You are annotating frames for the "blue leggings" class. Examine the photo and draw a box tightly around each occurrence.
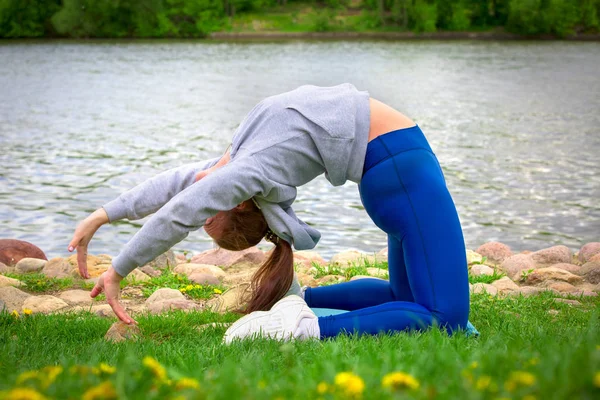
[304,125,470,338]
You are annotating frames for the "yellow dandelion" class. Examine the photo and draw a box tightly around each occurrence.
[3,387,47,400]
[69,365,95,375]
[171,396,186,400]
[523,395,536,400]
[334,372,365,398]
[16,370,39,385]
[214,288,223,294]
[194,285,201,289]
[470,361,479,369]
[40,365,63,388]
[82,381,117,400]
[594,371,600,388]
[98,363,116,375]
[461,368,474,384]
[142,356,167,381]
[175,377,200,390]
[22,309,33,316]
[11,310,19,318]
[381,371,420,391]
[475,375,492,391]
[596,345,600,350]
[186,285,194,291]
[510,371,536,386]
[526,358,539,367]
[180,288,187,293]
[317,381,329,394]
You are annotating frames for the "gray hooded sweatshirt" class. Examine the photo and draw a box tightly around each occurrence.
[103,83,371,277]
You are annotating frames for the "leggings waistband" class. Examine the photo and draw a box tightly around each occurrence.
[363,125,434,175]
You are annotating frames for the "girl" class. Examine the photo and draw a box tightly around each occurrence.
[68,83,469,342]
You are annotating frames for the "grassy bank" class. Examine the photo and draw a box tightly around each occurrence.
[1,291,599,399]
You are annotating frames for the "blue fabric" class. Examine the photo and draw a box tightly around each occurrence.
[304,125,471,338]
[312,308,479,337]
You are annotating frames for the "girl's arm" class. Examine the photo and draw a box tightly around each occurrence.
[102,157,221,222]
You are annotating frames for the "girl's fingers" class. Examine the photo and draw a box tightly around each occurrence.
[90,281,103,298]
[107,296,135,325]
[76,245,90,279]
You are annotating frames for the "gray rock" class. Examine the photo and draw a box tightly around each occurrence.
[105,321,141,343]
[174,263,226,279]
[549,263,582,274]
[500,254,536,280]
[188,273,220,286]
[514,286,548,297]
[0,275,23,288]
[0,286,31,312]
[293,251,327,269]
[476,242,513,265]
[59,290,93,305]
[366,268,388,278]
[0,239,47,266]
[491,276,520,294]
[147,299,200,314]
[15,258,47,274]
[144,250,178,270]
[466,250,484,265]
[0,299,5,311]
[42,257,72,278]
[139,265,161,277]
[525,267,583,286]
[470,283,498,296]
[190,247,265,270]
[145,288,184,305]
[554,298,582,306]
[581,261,600,284]
[0,261,9,274]
[546,282,576,293]
[128,268,151,283]
[22,295,69,314]
[470,264,495,277]
[579,242,600,264]
[531,245,572,267]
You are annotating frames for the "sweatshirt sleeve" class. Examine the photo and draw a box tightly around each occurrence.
[111,156,274,277]
[102,157,220,222]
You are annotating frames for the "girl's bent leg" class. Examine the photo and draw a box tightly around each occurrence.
[305,234,415,311]
[304,279,395,311]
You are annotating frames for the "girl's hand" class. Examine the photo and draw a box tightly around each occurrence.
[92,267,135,324]
[68,208,109,279]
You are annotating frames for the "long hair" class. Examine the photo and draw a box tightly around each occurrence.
[213,201,294,313]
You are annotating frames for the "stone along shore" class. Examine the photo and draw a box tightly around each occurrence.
[1,241,599,328]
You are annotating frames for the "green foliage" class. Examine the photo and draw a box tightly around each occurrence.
[0,0,598,38]
[468,270,505,284]
[136,268,226,300]
[0,0,61,37]
[580,0,600,31]
[450,1,472,31]
[4,273,74,293]
[411,0,438,32]
[0,294,599,399]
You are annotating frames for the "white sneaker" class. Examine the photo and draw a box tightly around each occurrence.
[223,295,319,344]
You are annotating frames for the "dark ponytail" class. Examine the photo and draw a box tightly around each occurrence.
[213,200,294,313]
[245,238,294,313]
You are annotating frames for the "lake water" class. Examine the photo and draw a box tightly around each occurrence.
[1,40,599,260]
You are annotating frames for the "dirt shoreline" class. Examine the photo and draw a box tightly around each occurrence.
[209,31,600,41]
[2,31,600,42]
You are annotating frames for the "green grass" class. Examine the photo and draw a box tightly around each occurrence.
[468,270,506,285]
[136,268,226,300]
[1,292,598,399]
[4,273,75,293]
